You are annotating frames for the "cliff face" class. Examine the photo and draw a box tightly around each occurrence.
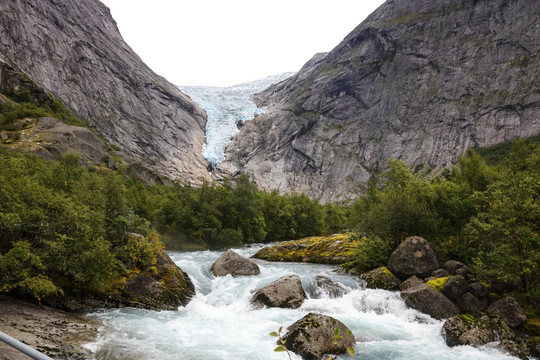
[215,0,540,202]
[0,0,210,183]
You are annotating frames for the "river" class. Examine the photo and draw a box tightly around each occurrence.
[84,245,516,359]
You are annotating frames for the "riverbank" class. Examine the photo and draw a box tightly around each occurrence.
[0,295,100,360]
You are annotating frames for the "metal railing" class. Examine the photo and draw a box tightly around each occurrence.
[0,330,54,360]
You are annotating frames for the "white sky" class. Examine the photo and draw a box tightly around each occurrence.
[100,0,386,87]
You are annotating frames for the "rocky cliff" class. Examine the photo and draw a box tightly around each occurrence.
[215,0,540,202]
[0,0,210,183]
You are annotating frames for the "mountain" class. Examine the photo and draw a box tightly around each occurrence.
[179,73,294,165]
[214,0,540,202]
[0,0,210,183]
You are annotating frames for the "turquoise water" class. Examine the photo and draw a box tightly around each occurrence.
[85,245,517,359]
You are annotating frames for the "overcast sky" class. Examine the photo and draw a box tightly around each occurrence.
[100,0,386,87]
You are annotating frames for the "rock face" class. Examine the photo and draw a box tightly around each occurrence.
[0,0,210,183]
[215,0,540,202]
[387,236,439,279]
[250,275,307,309]
[281,313,355,360]
[210,250,260,277]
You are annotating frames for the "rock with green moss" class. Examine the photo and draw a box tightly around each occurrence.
[442,314,509,347]
[527,337,540,358]
[440,275,468,301]
[253,233,360,264]
[360,266,401,291]
[251,275,307,309]
[281,312,355,360]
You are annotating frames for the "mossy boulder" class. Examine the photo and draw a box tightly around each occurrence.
[253,233,360,264]
[281,313,355,360]
[360,266,401,291]
[442,314,509,347]
[210,250,260,277]
[387,236,439,279]
[250,275,307,309]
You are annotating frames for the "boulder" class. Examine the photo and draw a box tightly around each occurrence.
[251,275,307,309]
[456,292,487,314]
[455,265,472,279]
[400,283,459,320]
[432,268,450,278]
[387,236,439,279]
[467,282,489,298]
[210,250,260,277]
[442,260,465,275]
[314,276,349,298]
[487,296,527,328]
[442,315,504,347]
[281,313,355,360]
[360,267,401,291]
[400,276,424,291]
[441,275,468,301]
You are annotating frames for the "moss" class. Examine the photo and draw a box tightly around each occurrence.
[426,276,450,290]
[459,314,477,323]
[525,319,540,336]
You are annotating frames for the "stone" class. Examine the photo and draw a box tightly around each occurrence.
[251,275,307,309]
[314,276,349,298]
[214,0,540,203]
[431,268,449,278]
[400,283,459,320]
[210,250,260,277]
[455,265,473,279]
[487,296,527,328]
[387,236,439,279]
[442,315,502,347]
[467,282,489,298]
[281,313,355,360]
[400,276,424,291]
[442,260,466,275]
[441,275,468,301]
[360,266,401,291]
[0,0,210,184]
[456,292,487,314]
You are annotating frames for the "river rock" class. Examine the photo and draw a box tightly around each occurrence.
[387,237,439,279]
[210,250,260,277]
[400,283,459,319]
[251,275,307,309]
[281,313,355,360]
[400,276,424,291]
[441,275,468,301]
[314,276,349,298]
[455,292,487,314]
[442,315,502,347]
[487,296,527,328]
[360,266,401,291]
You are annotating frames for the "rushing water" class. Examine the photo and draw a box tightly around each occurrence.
[85,245,517,360]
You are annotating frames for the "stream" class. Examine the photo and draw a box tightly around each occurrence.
[85,245,516,359]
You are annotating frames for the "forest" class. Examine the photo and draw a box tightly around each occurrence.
[0,135,538,305]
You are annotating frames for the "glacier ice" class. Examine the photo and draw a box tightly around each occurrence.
[178,73,293,165]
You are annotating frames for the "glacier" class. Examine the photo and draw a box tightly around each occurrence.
[178,73,293,165]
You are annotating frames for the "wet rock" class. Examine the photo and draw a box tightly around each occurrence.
[314,276,349,298]
[441,275,468,301]
[499,339,529,359]
[211,250,260,277]
[400,283,459,320]
[387,236,439,279]
[360,266,401,291]
[400,276,424,291]
[487,296,527,328]
[442,315,503,347]
[251,275,307,309]
[281,312,355,360]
